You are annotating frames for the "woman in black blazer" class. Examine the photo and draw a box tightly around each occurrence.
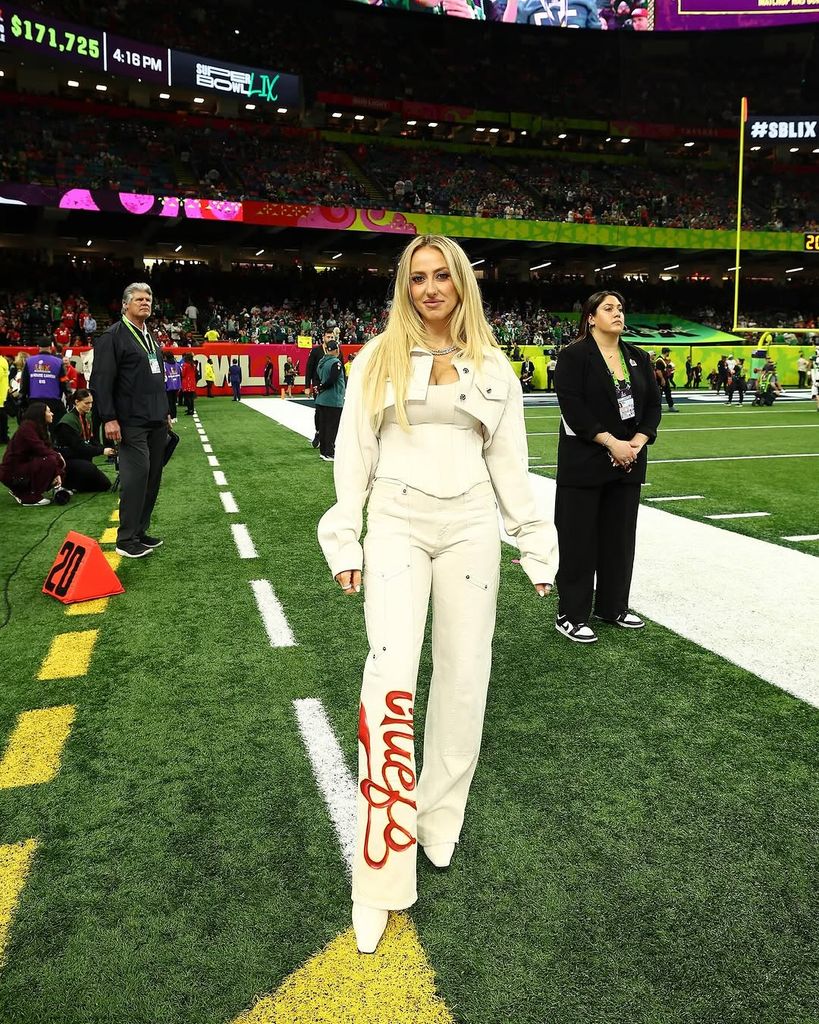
[553,291,661,643]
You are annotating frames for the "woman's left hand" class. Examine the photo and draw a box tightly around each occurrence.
[535,584,552,597]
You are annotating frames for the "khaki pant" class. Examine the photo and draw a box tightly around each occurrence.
[354,478,500,910]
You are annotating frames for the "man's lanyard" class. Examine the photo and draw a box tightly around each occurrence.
[123,317,155,357]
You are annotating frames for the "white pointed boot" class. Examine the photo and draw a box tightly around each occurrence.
[352,904,389,954]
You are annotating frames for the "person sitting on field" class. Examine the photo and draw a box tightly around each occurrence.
[53,389,114,493]
[0,401,65,506]
[753,362,781,406]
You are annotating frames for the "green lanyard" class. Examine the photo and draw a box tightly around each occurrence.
[606,348,630,383]
[123,317,155,358]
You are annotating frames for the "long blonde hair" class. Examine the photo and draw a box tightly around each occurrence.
[362,235,500,430]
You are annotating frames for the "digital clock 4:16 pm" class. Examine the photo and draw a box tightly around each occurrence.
[6,8,103,69]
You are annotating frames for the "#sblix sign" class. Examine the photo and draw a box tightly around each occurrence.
[748,117,818,140]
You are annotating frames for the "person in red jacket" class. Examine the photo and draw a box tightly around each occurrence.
[0,402,65,505]
[180,353,197,416]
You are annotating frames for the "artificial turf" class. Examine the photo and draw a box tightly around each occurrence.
[0,400,817,1024]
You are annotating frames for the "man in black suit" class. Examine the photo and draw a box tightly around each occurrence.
[520,356,535,393]
[92,283,171,558]
[553,291,662,643]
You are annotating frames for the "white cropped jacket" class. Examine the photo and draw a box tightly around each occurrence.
[317,342,559,587]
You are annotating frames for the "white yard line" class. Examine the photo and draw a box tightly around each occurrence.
[219,492,239,514]
[647,495,704,502]
[706,511,770,520]
[207,456,220,467]
[202,443,213,453]
[250,580,297,648]
[249,399,819,709]
[292,698,356,873]
[230,524,257,559]
[782,534,819,542]
[213,471,227,486]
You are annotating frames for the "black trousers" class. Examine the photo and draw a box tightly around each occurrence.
[661,380,675,409]
[555,482,641,623]
[167,390,178,419]
[64,458,111,493]
[182,391,195,415]
[117,422,166,544]
[317,405,342,457]
[0,405,8,443]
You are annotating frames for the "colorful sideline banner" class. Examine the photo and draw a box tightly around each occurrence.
[0,183,807,253]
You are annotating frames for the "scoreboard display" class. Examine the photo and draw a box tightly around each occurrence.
[805,233,819,252]
[0,4,300,103]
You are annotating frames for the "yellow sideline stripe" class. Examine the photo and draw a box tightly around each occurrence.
[98,528,118,545]
[110,508,120,522]
[37,631,99,680]
[65,598,109,616]
[0,839,38,968]
[103,552,121,573]
[0,707,76,789]
[231,913,454,1024]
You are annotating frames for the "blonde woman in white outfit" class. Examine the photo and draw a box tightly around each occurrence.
[318,235,559,954]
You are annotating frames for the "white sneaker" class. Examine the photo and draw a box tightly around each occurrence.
[595,611,645,629]
[320,454,334,462]
[555,615,598,643]
[21,497,51,506]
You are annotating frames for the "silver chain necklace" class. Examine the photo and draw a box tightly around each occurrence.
[427,343,459,356]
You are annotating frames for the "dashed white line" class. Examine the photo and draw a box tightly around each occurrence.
[220,492,239,514]
[647,495,705,503]
[203,443,213,453]
[782,534,819,542]
[213,471,227,486]
[292,698,356,873]
[250,580,297,648]
[199,435,210,443]
[706,512,770,520]
[230,524,257,559]
[207,456,220,467]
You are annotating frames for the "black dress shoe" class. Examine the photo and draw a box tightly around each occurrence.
[115,540,153,558]
[138,534,164,548]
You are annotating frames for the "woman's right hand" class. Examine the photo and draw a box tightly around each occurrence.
[334,569,361,596]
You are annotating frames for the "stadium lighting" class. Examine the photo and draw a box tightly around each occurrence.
[602,263,617,270]
[814,148,819,153]
[684,142,695,147]
[663,264,680,270]
[95,84,107,92]
[520,130,527,136]
[159,92,170,99]
[332,253,342,260]
[332,112,343,118]
[789,147,799,153]
[86,240,92,247]
[750,145,761,151]
[470,259,485,267]
[246,104,256,111]
[354,114,365,121]
[726,265,740,271]
[193,97,204,104]
[558,133,567,139]
[594,267,601,272]
[476,127,486,132]
[0,71,4,78]
[174,245,182,253]
[234,29,240,34]
[428,122,439,128]
[406,120,417,125]
[530,261,552,270]
[277,107,288,114]
[620,138,630,144]
[785,267,804,273]
[255,249,265,257]
[489,127,500,133]
[67,80,79,88]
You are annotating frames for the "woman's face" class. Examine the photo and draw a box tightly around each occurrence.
[44,406,54,424]
[76,395,93,414]
[409,246,459,330]
[590,295,625,335]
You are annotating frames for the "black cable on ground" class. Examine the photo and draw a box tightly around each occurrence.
[0,492,100,632]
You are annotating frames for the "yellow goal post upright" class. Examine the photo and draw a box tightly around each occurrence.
[732,96,816,337]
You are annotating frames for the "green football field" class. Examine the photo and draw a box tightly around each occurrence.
[0,398,817,1024]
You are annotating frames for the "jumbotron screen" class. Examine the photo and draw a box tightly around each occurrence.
[347,0,819,30]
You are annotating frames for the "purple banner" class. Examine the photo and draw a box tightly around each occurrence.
[655,0,819,29]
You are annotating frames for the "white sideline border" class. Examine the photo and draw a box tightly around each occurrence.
[293,697,356,874]
[246,398,819,709]
[250,580,297,648]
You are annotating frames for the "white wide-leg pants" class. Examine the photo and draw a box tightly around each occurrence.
[353,478,500,911]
